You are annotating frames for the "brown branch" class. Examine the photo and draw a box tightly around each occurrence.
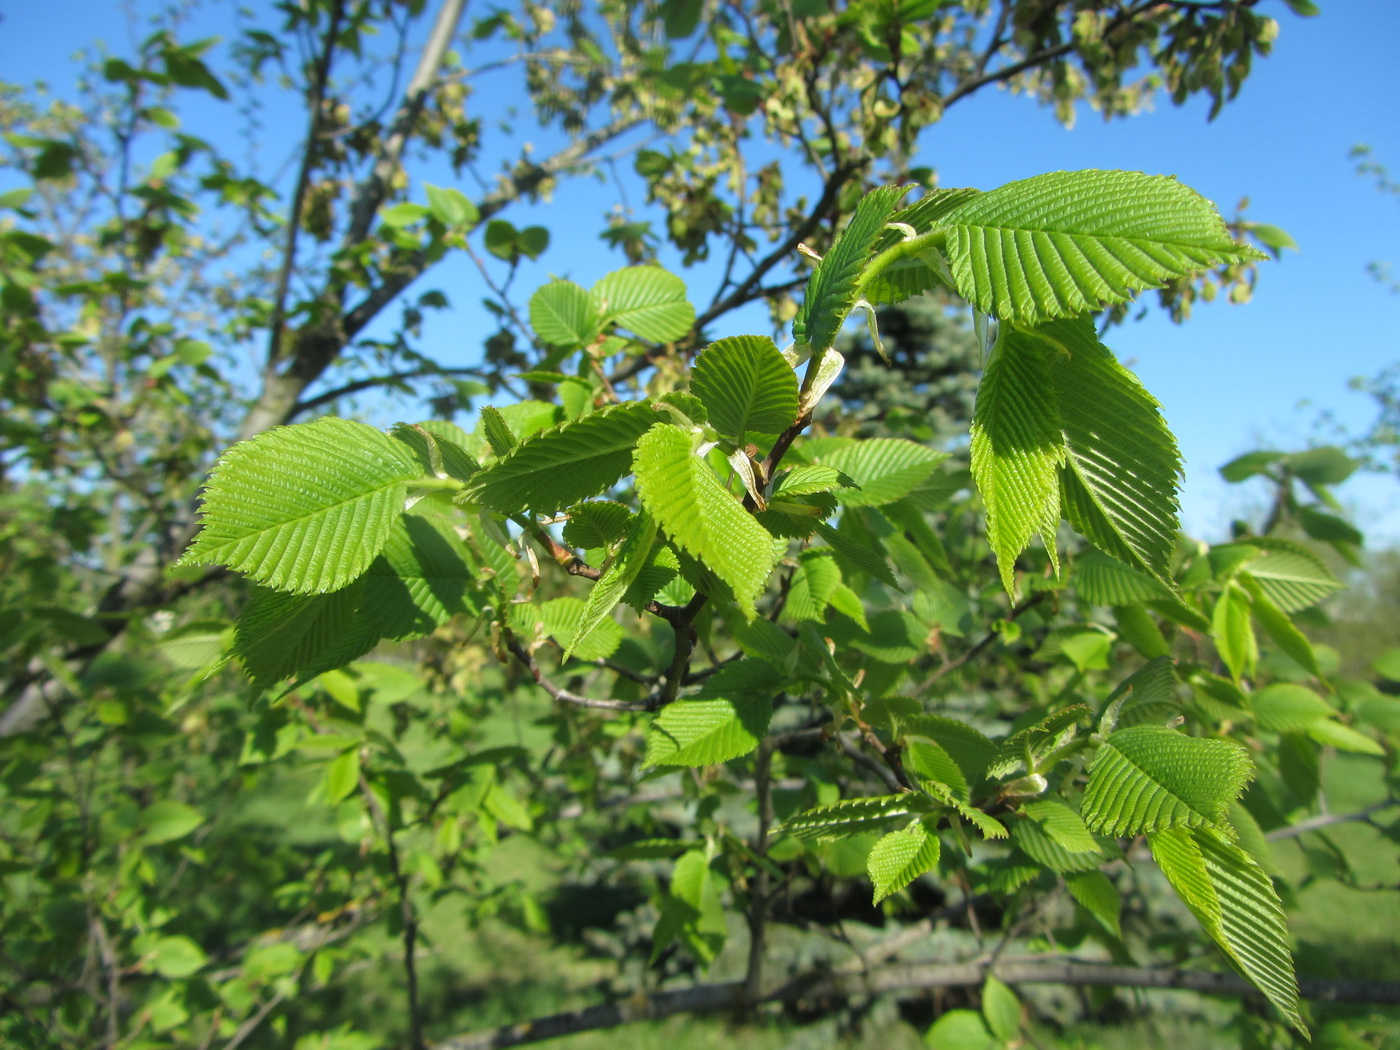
[291,366,492,417]
[504,634,657,712]
[430,958,1400,1050]
[1265,800,1398,842]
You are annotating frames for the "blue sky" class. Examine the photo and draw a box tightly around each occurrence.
[5,1,1399,543]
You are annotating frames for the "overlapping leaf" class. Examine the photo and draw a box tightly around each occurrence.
[1150,826,1305,1033]
[781,795,926,841]
[1238,538,1342,611]
[937,170,1263,322]
[793,184,911,349]
[566,512,658,658]
[690,335,799,438]
[1083,725,1253,836]
[868,824,941,903]
[818,438,946,507]
[180,417,424,594]
[592,265,694,343]
[644,660,781,767]
[232,583,375,687]
[971,325,1064,594]
[633,423,778,617]
[529,278,600,348]
[467,402,661,513]
[361,503,480,641]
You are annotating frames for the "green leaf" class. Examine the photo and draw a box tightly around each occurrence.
[814,520,898,587]
[784,548,842,622]
[1046,318,1181,585]
[147,935,208,979]
[938,170,1262,323]
[1213,583,1257,682]
[981,975,1022,1043]
[794,184,911,349]
[423,183,479,228]
[924,1009,993,1050]
[1067,870,1123,939]
[1023,798,1100,854]
[1306,719,1384,755]
[179,418,424,594]
[690,335,799,439]
[1149,826,1305,1034]
[592,266,694,342]
[633,423,778,617]
[232,583,377,687]
[868,824,940,903]
[1286,445,1359,486]
[903,716,996,789]
[644,660,781,767]
[781,795,927,841]
[562,500,632,550]
[567,512,658,658]
[1245,582,1322,677]
[361,503,480,641]
[1238,539,1342,611]
[971,324,1064,595]
[140,800,204,844]
[903,737,969,800]
[818,438,946,507]
[324,748,360,805]
[1253,683,1334,732]
[1219,449,1283,483]
[467,402,661,514]
[529,279,601,348]
[1073,551,1173,605]
[511,598,623,662]
[1010,814,1101,873]
[1083,725,1253,837]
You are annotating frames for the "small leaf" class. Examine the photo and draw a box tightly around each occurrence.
[981,975,1021,1043]
[1067,870,1123,939]
[140,801,204,844]
[923,1009,993,1050]
[781,795,927,841]
[868,824,940,904]
[1213,583,1257,682]
[1239,539,1342,611]
[423,183,479,228]
[530,279,601,348]
[147,936,208,979]
[324,749,361,805]
[567,512,658,658]
[644,661,781,767]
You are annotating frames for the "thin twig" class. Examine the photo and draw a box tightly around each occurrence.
[505,634,657,712]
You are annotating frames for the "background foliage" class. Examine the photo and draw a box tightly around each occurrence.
[2,3,1398,1050]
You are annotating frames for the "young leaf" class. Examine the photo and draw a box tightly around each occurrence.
[180,417,424,594]
[633,423,778,617]
[1213,583,1258,682]
[970,324,1065,595]
[562,500,633,550]
[1149,826,1306,1034]
[423,183,479,228]
[566,512,658,659]
[937,169,1263,323]
[467,402,661,514]
[591,265,694,342]
[1066,870,1123,939]
[781,795,927,841]
[360,502,481,641]
[644,660,781,767]
[529,279,601,348]
[1010,815,1102,873]
[511,598,623,661]
[690,335,799,439]
[868,824,940,904]
[1238,538,1342,611]
[793,184,911,350]
[981,975,1022,1043]
[1252,683,1334,733]
[1045,318,1181,586]
[1082,725,1253,837]
[1073,551,1173,606]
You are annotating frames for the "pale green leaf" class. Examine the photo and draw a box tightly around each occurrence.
[903,715,996,788]
[179,417,423,594]
[1213,583,1257,682]
[1149,826,1305,1034]
[782,795,927,841]
[861,188,982,306]
[1305,719,1384,755]
[903,737,968,800]
[793,184,911,349]
[818,438,946,507]
[1238,538,1342,611]
[970,324,1064,595]
[567,512,658,658]
[814,520,898,587]
[1083,725,1253,836]
[644,660,781,767]
[1010,814,1101,873]
[1253,683,1334,732]
[511,597,622,662]
[468,402,660,514]
[562,500,632,550]
[769,464,856,498]
[324,748,360,805]
[1023,798,1100,853]
[868,824,940,903]
[529,279,600,348]
[924,1009,993,1050]
[1045,318,1181,585]
[1073,551,1173,605]
[1242,580,1321,677]
[633,423,778,617]
[981,975,1022,1043]
[140,800,204,844]
[690,335,799,438]
[423,182,478,228]
[592,265,694,342]
[784,548,842,622]
[938,170,1262,323]
[147,935,208,978]
[391,421,480,482]
[1066,870,1123,939]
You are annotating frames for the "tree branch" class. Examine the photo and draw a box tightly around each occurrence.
[291,365,493,417]
[430,958,1400,1049]
[504,633,657,712]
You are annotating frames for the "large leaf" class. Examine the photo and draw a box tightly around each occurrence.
[232,582,376,687]
[1083,725,1253,837]
[1047,318,1181,585]
[793,184,911,350]
[591,265,694,343]
[644,661,781,767]
[868,824,940,903]
[360,502,480,641]
[633,423,778,617]
[529,279,600,348]
[467,402,660,514]
[937,170,1263,323]
[971,324,1064,595]
[180,417,424,594]
[1150,826,1305,1033]
[690,335,799,439]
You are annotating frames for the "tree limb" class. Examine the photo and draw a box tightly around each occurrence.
[430,958,1400,1049]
